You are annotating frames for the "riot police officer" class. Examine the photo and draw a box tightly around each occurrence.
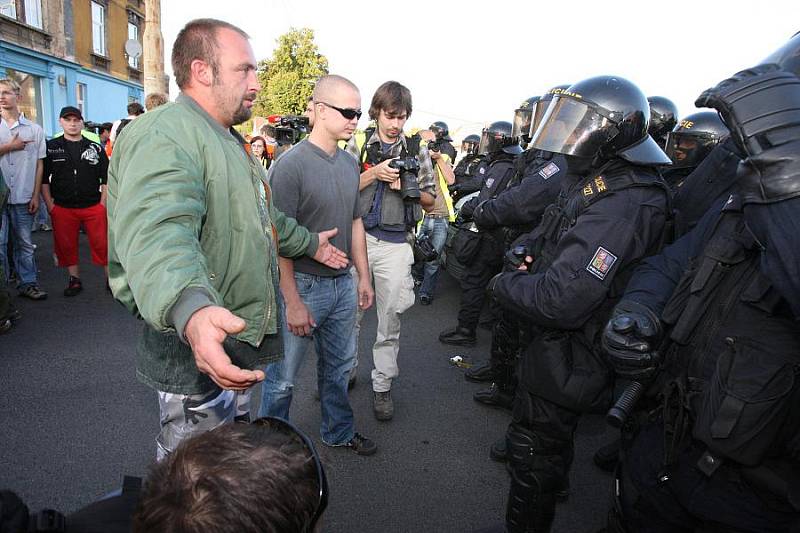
[647,96,678,148]
[603,63,800,533]
[512,97,540,149]
[429,120,458,162]
[466,150,567,412]
[669,31,800,242]
[663,111,729,190]
[451,134,486,202]
[486,75,672,532]
[438,121,520,347]
[463,95,568,412]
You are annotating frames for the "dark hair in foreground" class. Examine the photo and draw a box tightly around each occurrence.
[133,422,320,533]
[127,102,145,116]
[171,18,250,90]
[369,80,412,120]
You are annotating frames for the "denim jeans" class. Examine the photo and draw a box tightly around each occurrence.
[260,271,357,445]
[34,192,50,227]
[0,203,38,288]
[418,216,449,299]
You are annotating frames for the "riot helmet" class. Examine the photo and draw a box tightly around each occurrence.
[531,76,672,165]
[429,121,452,141]
[647,96,678,147]
[760,31,800,77]
[512,96,540,144]
[665,112,728,169]
[530,85,570,139]
[479,121,522,155]
[461,134,480,155]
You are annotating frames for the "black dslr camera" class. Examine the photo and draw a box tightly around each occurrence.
[388,157,421,201]
[427,139,442,152]
[264,115,310,146]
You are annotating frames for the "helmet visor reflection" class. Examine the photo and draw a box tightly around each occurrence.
[531,96,615,157]
[512,108,533,141]
[479,129,504,155]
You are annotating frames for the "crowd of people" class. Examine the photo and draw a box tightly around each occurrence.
[0,81,169,333]
[3,15,800,533]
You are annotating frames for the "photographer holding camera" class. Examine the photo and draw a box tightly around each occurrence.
[415,128,456,305]
[345,80,436,421]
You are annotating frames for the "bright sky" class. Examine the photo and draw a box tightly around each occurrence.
[161,0,798,140]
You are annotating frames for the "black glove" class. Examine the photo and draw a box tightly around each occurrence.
[602,300,663,381]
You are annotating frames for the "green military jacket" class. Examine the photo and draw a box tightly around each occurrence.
[108,93,318,394]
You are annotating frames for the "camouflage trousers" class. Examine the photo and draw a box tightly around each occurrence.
[155,388,252,460]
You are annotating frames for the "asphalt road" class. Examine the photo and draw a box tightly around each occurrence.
[0,230,614,532]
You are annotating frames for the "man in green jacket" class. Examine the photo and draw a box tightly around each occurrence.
[107,18,348,458]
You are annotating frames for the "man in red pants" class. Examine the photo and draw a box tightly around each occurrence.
[43,106,108,296]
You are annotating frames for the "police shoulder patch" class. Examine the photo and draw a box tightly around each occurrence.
[538,162,560,180]
[586,246,617,280]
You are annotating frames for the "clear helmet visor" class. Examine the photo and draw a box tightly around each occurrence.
[479,129,507,155]
[665,132,718,168]
[530,96,616,157]
[512,108,534,141]
[461,140,479,155]
[530,99,553,139]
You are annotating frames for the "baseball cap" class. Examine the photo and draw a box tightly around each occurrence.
[59,106,83,120]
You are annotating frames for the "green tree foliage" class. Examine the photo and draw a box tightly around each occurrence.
[253,28,329,118]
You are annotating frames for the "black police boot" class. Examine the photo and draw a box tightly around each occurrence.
[474,383,514,410]
[593,438,621,472]
[439,325,477,346]
[505,473,557,533]
[490,436,507,462]
[464,362,499,383]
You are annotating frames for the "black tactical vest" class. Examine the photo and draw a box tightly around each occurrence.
[659,202,800,469]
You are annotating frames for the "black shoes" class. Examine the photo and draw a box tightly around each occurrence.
[489,436,507,462]
[473,383,514,410]
[326,432,377,456]
[464,362,499,383]
[64,276,83,297]
[439,326,476,346]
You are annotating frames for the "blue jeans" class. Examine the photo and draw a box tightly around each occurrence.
[0,204,38,288]
[260,272,357,445]
[418,216,449,298]
[34,193,50,227]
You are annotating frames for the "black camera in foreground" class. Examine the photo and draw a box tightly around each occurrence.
[388,157,421,201]
[427,139,442,152]
[264,115,309,146]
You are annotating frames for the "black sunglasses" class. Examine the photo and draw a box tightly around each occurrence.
[251,416,329,532]
[316,101,362,120]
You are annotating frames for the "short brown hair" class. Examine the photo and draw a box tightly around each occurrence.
[0,79,20,94]
[145,92,168,111]
[133,422,320,533]
[171,18,250,89]
[369,81,412,120]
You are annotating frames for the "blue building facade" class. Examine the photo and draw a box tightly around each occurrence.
[0,40,143,138]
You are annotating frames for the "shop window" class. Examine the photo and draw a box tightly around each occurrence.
[4,69,43,126]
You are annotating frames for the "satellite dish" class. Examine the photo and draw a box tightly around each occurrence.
[124,39,142,58]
